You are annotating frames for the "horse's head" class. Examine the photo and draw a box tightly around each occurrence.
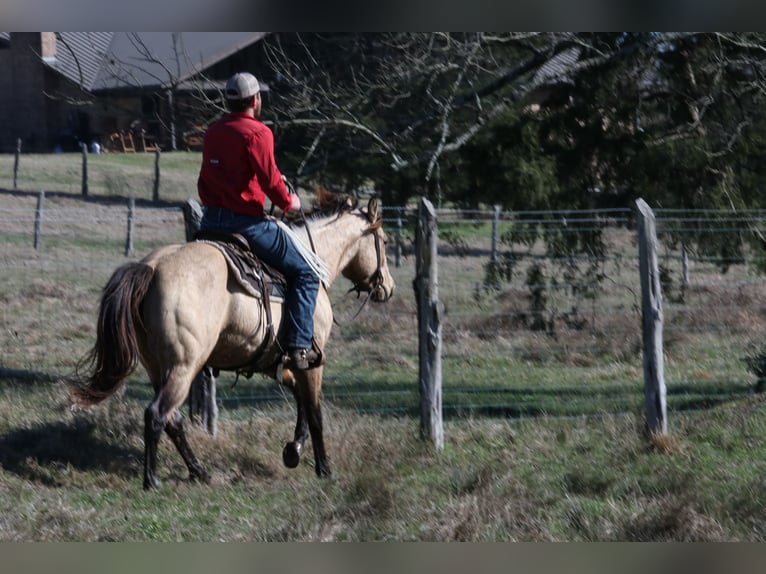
[342,197,395,302]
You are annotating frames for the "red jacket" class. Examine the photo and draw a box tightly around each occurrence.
[197,112,291,216]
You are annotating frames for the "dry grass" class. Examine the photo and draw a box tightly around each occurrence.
[3,378,765,541]
[2,155,766,540]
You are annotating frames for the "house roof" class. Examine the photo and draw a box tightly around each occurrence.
[48,33,114,91]
[532,47,582,87]
[40,32,266,92]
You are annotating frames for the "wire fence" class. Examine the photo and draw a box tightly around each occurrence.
[2,194,765,420]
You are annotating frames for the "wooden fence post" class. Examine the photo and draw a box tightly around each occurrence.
[33,189,44,250]
[125,197,135,256]
[414,197,444,450]
[152,148,161,203]
[81,144,89,197]
[636,198,667,436]
[182,198,204,241]
[13,138,21,190]
[182,198,219,435]
[395,215,403,268]
[491,204,501,264]
[189,366,218,437]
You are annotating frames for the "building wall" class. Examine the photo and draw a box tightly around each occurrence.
[0,33,102,153]
[0,40,14,152]
[0,32,267,154]
[0,33,51,152]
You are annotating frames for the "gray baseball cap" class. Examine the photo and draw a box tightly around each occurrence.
[225,72,261,99]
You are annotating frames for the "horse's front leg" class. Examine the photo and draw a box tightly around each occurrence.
[281,367,331,477]
[300,367,331,477]
[281,369,309,469]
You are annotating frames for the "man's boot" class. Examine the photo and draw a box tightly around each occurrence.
[289,347,320,370]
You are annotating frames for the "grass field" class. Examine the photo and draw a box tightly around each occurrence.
[1,152,766,540]
[1,151,201,203]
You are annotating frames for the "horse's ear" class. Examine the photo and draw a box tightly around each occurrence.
[367,197,380,223]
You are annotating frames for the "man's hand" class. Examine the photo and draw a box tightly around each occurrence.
[289,193,302,212]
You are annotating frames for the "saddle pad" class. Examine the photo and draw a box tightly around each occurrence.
[195,235,285,302]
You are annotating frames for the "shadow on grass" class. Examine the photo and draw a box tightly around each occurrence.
[0,418,141,486]
[212,377,757,419]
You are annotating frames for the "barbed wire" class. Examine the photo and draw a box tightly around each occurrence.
[2,203,764,417]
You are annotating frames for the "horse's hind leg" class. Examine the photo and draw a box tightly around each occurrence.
[143,366,207,490]
[144,402,164,490]
[165,410,211,483]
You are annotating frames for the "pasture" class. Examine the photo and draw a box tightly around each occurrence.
[1,152,766,540]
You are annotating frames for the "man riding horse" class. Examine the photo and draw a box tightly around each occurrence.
[197,72,320,371]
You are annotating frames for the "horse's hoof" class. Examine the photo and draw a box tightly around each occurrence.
[282,442,302,468]
[315,464,332,479]
[143,476,161,491]
[190,467,211,484]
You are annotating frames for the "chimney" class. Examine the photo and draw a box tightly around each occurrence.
[40,32,57,60]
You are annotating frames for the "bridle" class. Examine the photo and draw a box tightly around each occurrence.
[281,181,389,321]
[340,209,391,324]
[345,220,390,320]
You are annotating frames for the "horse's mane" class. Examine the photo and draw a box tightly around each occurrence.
[304,186,360,222]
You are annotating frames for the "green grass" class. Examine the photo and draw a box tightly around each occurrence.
[1,152,201,203]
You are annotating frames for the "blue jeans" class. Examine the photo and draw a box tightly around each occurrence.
[200,206,319,349]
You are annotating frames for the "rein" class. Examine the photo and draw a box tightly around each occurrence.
[284,178,317,253]
[279,181,387,325]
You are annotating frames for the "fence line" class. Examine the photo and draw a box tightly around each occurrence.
[1,198,764,426]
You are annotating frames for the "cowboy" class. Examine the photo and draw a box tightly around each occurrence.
[197,72,320,370]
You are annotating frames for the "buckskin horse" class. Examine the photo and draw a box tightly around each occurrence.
[70,189,395,489]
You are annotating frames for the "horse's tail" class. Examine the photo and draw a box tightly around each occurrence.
[70,262,155,406]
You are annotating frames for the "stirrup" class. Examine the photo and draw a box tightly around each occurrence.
[285,339,324,370]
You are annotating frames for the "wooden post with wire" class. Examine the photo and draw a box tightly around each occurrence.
[491,204,500,264]
[414,197,444,450]
[125,197,135,257]
[81,143,88,197]
[152,148,161,202]
[182,197,220,436]
[13,138,21,190]
[33,189,44,250]
[636,198,667,437]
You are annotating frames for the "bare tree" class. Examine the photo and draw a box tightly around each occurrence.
[255,34,696,192]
